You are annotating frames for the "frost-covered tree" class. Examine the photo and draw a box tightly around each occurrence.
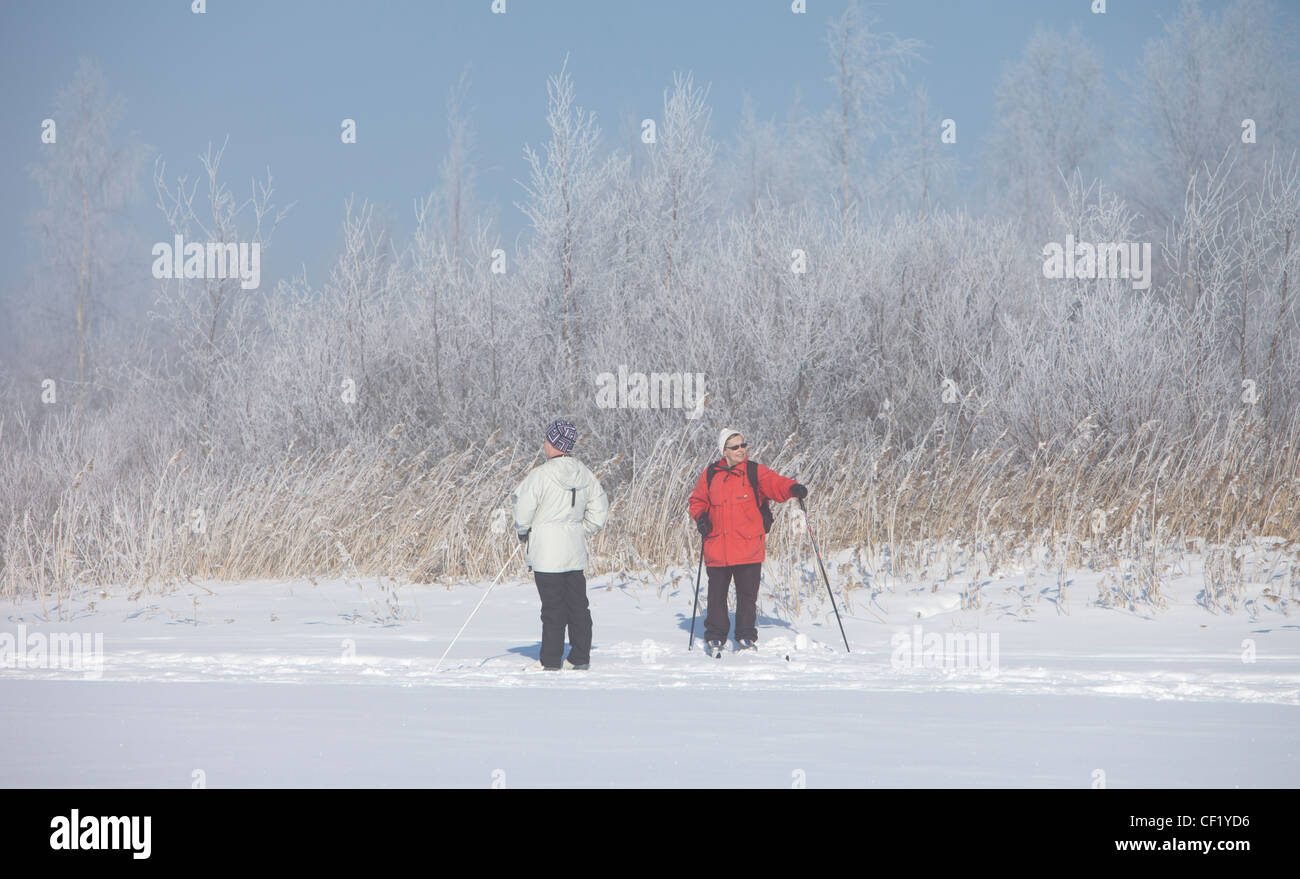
[821,0,921,221]
[984,26,1111,239]
[639,72,716,289]
[151,137,290,442]
[1160,151,1300,433]
[516,55,623,410]
[724,94,781,220]
[23,58,148,391]
[439,67,477,284]
[875,85,958,219]
[720,91,826,220]
[1121,0,1299,233]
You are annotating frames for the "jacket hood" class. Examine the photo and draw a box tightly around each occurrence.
[540,455,590,489]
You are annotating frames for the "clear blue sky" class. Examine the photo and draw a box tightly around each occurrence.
[0,0,1264,297]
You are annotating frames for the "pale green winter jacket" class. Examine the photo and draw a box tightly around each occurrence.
[512,454,609,573]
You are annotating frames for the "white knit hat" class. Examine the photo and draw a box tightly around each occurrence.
[718,428,743,456]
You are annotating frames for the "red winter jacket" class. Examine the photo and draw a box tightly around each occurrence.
[688,459,797,567]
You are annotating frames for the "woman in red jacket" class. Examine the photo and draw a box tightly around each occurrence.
[687,428,807,653]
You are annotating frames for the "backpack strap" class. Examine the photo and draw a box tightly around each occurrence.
[749,460,773,533]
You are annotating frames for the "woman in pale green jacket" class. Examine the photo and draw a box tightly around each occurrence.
[512,419,609,669]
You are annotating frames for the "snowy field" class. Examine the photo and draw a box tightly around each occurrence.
[3,554,1298,788]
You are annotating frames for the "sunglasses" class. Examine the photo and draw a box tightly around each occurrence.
[726,443,748,451]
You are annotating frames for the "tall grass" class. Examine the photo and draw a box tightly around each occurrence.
[4,406,1297,615]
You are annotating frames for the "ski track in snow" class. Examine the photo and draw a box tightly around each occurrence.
[4,570,1296,704]
[18,637,1293,706]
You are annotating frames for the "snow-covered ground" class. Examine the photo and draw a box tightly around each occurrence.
[3,553,1298,787]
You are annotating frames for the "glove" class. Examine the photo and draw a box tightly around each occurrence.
[518,529,530,543]
[696,514,711,536]
[790,483,808,499]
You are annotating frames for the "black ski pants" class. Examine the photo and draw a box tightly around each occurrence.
[704,562,762,643]
[534,570,592,668]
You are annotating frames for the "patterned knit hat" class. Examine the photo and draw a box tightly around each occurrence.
[545,419,577,454]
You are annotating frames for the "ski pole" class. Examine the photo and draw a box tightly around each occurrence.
[434,541,523,672]
[688,533,705,650]
[798,498,851,652]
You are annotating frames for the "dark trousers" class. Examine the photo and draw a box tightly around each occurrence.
[704,563,762,643]
[534,570,592,668]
